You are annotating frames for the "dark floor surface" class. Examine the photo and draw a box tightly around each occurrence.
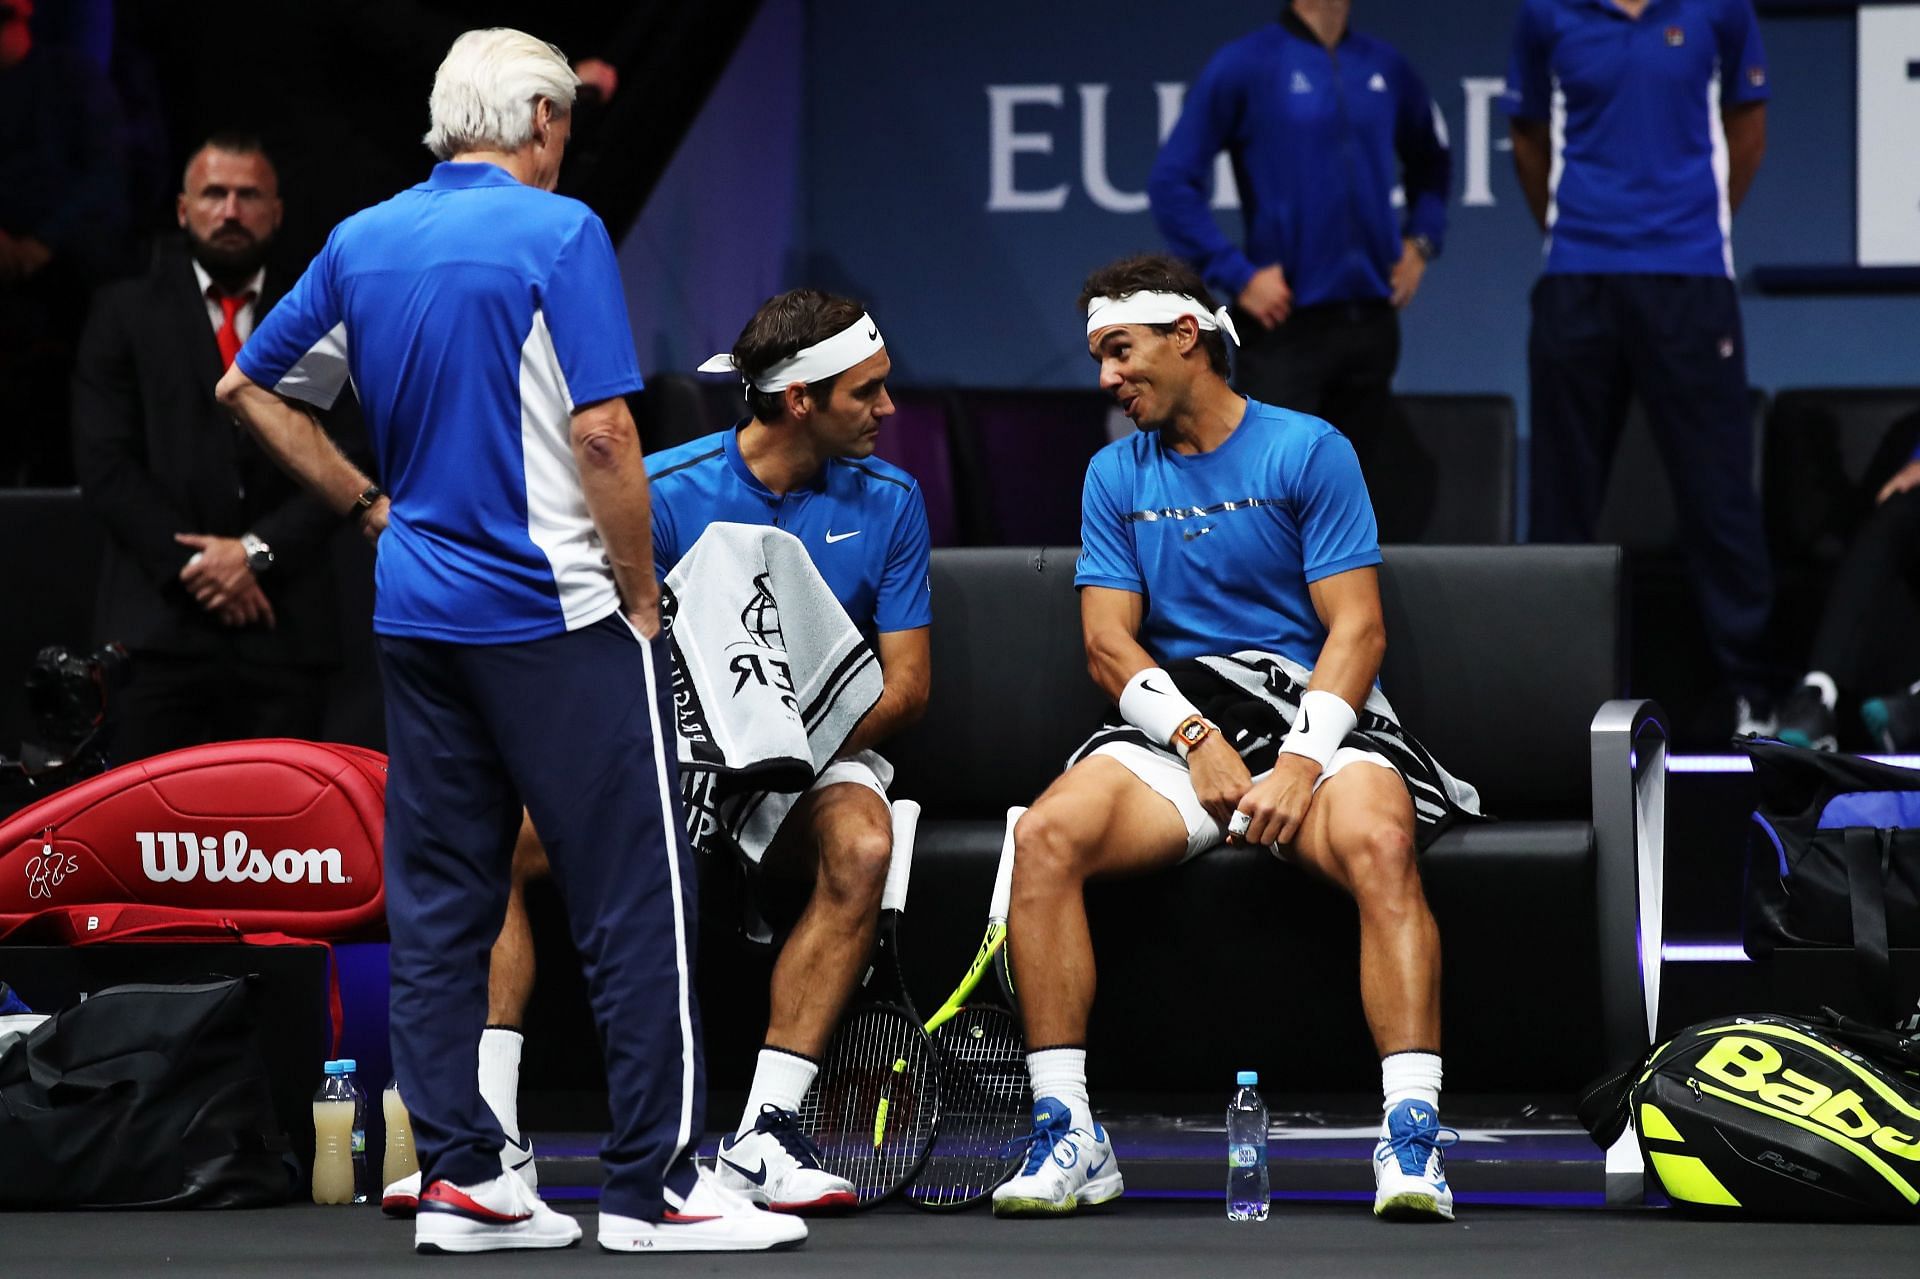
[8,1199,1916,1279]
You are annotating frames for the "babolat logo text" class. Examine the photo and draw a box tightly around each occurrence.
[136,831,350,885]
[1696,1034,1920,1162]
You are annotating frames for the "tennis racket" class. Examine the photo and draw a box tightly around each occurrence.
[905,805,1030,1211]
[794,799,940,1206]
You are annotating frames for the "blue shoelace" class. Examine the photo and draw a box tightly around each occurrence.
[752,1104,830,1169]
[1007,1110,1075,1175]
[1383,1112,1460,1176]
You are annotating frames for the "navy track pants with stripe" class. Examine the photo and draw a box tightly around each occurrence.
[378,611,703,1220]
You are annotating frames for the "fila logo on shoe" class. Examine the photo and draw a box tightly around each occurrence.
[137,830,351,885]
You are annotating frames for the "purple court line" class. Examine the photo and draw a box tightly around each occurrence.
[537,1185,1605,1209]
[1668,753,1920,774]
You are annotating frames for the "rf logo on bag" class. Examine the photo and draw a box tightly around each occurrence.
[24,846,79,900]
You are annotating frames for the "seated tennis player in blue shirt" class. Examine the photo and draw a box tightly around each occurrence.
[491,291,933,1215]
[992,254,1475,1222]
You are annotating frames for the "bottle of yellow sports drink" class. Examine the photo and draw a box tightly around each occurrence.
[312,1060,368,1204]
[383,1078,418,1190]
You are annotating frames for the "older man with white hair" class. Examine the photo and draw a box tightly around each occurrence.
[215,28,804,1256]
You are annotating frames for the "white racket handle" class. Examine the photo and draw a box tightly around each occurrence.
[881,799,922,915]
[988,805,1026,924]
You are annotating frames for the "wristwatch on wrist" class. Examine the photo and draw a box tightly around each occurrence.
[350,483,385,523]
[1409,234,1437,263]
[1172,714,1214,760]
[240,531,274,575]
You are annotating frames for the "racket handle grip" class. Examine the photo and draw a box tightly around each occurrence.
[882,799,922,915]
[988,805,1026,923]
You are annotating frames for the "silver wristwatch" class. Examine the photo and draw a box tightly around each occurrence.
[240,531,274,575]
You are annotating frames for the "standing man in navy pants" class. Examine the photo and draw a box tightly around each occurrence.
[216,27,803,1258]
[1507,0,1779,733]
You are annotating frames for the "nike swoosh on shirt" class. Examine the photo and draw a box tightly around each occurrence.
[825,530,861,543]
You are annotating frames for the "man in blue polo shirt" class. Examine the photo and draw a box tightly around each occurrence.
[215,28,802,1256]
[653,289,932,1212]
[1507,0,1778,732]
[991,254,1478,1223]
[1149,1,1450,537]
[429,291,931,1219]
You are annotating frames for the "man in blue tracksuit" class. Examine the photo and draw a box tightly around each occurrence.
[216,27,803,1257]
[1506,0,1778,732]
[1149,0,1450,538]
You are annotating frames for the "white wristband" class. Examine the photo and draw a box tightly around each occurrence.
[1118,666,1202,748]
[1279,689,1357,771]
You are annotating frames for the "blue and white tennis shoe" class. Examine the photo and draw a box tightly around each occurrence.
[1372,1099,1458,1221]
[990,1097,1124,1217]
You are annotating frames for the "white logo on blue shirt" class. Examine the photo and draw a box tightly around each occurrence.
[1368,73,1388,93]
[1290,71,1313,94]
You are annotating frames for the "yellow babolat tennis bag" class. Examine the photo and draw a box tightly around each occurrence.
[1583,1011,1920,1219]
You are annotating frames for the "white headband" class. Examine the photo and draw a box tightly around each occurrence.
[1085,291,1240,347]
[697,313,885,393]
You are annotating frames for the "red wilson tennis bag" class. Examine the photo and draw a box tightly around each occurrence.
[0,739,387,939]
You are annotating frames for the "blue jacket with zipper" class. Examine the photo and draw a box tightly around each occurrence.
[1149,7,1451,309]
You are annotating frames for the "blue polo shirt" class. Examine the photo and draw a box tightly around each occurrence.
[645,427,933,638]
[1076,399,1380,667]
[237,161,645,644]
[1504,0,1770,278]
[1148,10,1451,307]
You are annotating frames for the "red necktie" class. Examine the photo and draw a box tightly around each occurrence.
[212,288,253,368]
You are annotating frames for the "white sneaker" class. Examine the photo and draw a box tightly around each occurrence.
[990,1097,1124,1217]
[1372,1100,1458,1222]
[598,1162,808,1253]
[382,1134,537,1217]
[414,1170,582,1254]
[713,1105,857,1213]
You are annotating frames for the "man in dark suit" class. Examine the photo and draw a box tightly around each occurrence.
[71,133,366,764]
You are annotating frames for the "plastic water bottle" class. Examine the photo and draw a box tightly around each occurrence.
[1227,1069,1270,1221]
[383,1078,418,1191]
[312,1059,369,1204]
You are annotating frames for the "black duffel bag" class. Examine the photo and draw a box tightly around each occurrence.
[0,978,297,1207]
[1742,738,1920,1021]
[1581,1010,1920,1219]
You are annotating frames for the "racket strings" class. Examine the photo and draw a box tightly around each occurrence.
[795,1006,937,1204]
[910,1006,1028,1208]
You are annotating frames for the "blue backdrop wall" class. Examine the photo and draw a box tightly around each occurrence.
[628,3,1914,426]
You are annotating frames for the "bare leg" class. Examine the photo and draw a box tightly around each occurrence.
[1287,764,1440,1055]
[1007,757,1191,1048]
[486,811,546,1028]
[761,783,894,1057]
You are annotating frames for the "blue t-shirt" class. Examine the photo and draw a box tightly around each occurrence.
[1148,14,1451,307]
[237,162,645,644]
[645,427,933,637]
[1503,0,1770,277]
[1076,399,1381,666]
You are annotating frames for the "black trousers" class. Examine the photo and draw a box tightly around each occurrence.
[1809,488,1920,694]
[1232,300,1433,542]
[109,651,329,766]
[1528,273,1775,700]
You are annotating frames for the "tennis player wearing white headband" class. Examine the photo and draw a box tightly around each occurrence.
[487,290,933,1216]
[993,253,1478,1224]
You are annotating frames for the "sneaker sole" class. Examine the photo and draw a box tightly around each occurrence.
[992,1173,1125,1218]
[771,1191,858,1214]
[1373,1191,1454,1223]
[414,1223,582,1254]
[597,1233,806,1254]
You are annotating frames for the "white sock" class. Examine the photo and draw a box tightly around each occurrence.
[1027,1047,1093,1132]
[1382,1050,1443,1121]
[1804,672,1839,711]
[478,1026,524,1143]
[738,1047,819,1135]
